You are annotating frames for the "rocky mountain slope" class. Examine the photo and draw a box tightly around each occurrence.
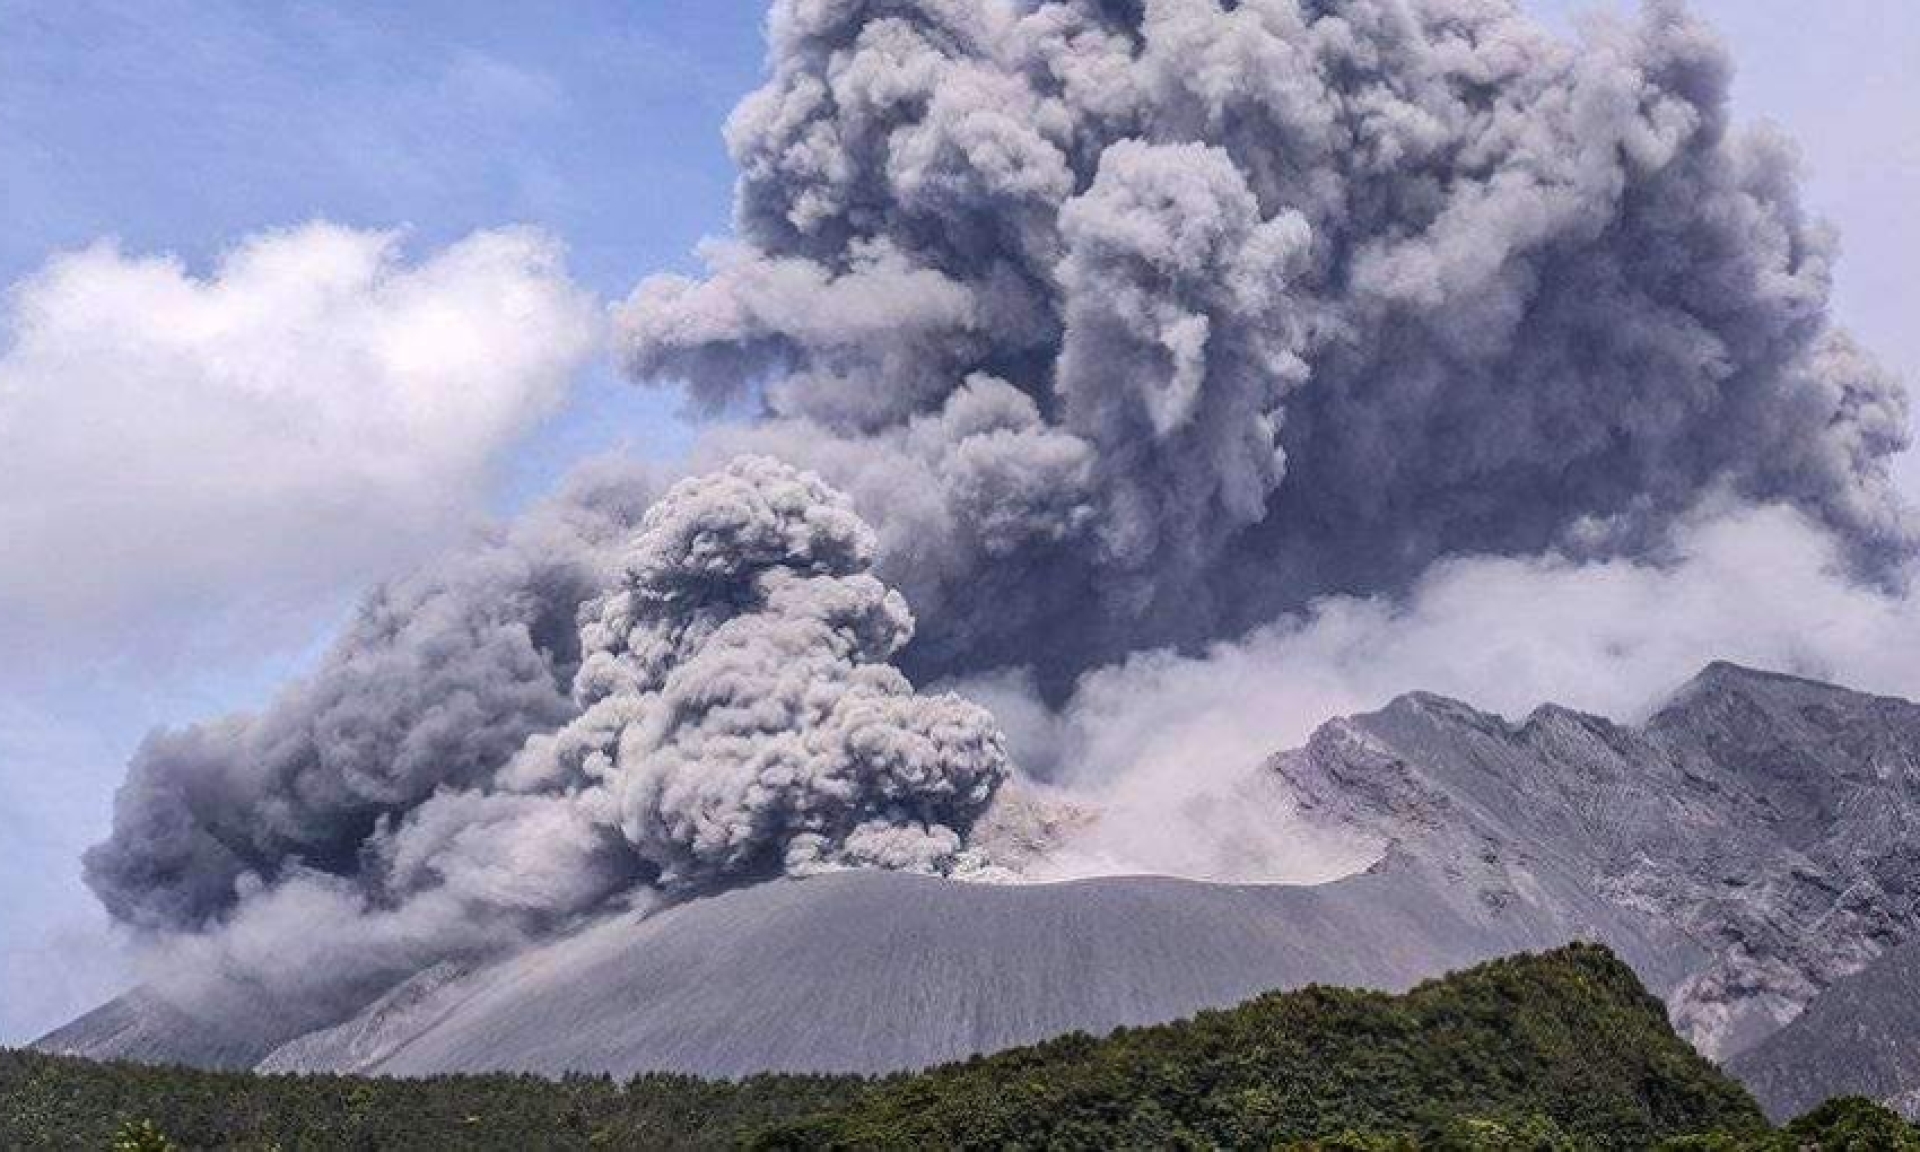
[1277,662,1920,1060]
[1728,938,1920,1120]
[39,663,1920,1104]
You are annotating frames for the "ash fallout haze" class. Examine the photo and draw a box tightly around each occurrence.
[7,0,1920,1126]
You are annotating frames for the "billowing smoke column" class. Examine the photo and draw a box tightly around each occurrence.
[623,0,1912,689]
[80,0,1920,1036]
[508,455,1007,887]
[86,458,1006,1023]
[84,460,657,935]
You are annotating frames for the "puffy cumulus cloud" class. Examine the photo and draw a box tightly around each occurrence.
[87,457,1005,1027]
[966,500,1920,883]
[0,223,599,656]
[618,0,1914,691]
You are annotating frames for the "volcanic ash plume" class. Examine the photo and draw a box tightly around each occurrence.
[624,0,1913,691]
[78,0,1920,1031]
[82,460,659,937]
[509,455,1008,888]
[85,458,1007,1024]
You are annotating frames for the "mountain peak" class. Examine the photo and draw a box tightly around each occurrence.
[1651,660,1904,733]
[1377,690,1510,733]
[1678,660,1851,697]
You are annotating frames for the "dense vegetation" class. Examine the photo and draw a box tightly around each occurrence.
[4,944,1912,1150]
[0,1053,862,1151]
[752,944,1760,1150]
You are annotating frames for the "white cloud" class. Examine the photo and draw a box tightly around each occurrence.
[0,223,599,656]
[975,501,1920,883]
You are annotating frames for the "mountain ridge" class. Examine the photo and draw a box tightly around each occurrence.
[1277,660,1920,1061]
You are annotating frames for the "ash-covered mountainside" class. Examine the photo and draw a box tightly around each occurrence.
[31,989,272,1072]
[1277,660,1920,1061]
[249,864,1680,1080]
[1729,938,1920,1122]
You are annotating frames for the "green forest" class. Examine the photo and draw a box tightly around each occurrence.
[4,945,1913,1150]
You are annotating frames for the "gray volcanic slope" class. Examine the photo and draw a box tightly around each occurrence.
[262,860,1684,1079]
[32,988,277,1072]
[1728,939,1920,1122]
[44,662,1920,1092]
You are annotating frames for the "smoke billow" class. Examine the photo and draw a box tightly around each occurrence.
[624,0,1911,690]
[83,460,655,936]
[509,455,1007,888]
[81,0,1920,1034]
[87,457,1005,1025]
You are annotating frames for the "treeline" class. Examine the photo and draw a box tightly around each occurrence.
[1,1054,859,1150]
[5,944,1916,1150]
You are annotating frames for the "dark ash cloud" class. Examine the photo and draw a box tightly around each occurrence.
[621,0,1912,691]
[84,460,653,934]
[87,458,1006,1025]
[79,0,1918,1038]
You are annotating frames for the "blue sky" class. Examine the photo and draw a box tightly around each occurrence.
[0,0,1915,1043]
[0,0,773,499]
